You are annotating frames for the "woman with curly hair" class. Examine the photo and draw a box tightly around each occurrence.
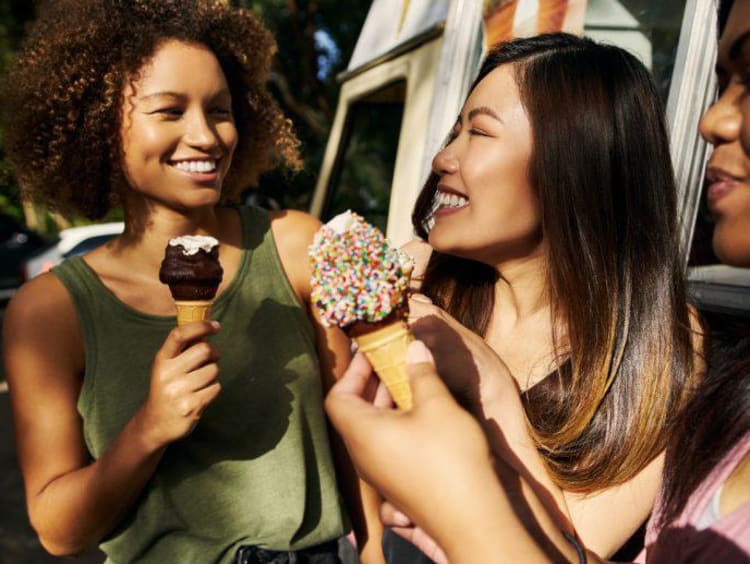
[1,1,382,562]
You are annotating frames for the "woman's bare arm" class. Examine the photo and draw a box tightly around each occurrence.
[271,210,385,563]
[4,274,220,555]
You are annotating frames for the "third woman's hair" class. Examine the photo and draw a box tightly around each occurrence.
[412,33,696,492]
[660,319,750,526]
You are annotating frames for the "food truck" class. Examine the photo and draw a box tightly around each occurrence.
[310,0,750,316]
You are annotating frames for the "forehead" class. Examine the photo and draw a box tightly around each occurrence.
[129,40,227,92]
[465,64,521,108]
[718,0,750,66]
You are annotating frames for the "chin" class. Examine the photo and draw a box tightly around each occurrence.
[713,227,750,268]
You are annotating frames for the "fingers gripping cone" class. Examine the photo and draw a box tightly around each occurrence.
[353,320,413,411]
[175,300,214,326]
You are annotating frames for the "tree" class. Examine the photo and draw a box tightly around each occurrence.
[237,0,371,210]
[0,0,36,225]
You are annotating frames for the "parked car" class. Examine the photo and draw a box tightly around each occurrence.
[23,222,124,280]
[0,214,52,301]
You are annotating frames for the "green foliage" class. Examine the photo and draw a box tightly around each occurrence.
[0,0,35,223]
[235,0,371,210]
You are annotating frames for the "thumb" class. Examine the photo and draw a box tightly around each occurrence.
[406,340,453,404]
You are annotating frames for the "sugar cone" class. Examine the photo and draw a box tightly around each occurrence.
[353,320,413,410]
[174,300,213,326]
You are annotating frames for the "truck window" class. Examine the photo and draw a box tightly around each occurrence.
[321,80,407,232]
[583,0,687,102]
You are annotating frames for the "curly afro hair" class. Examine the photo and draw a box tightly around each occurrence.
[1,0,301,220]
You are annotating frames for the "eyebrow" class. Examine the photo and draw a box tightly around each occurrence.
[467,106,503,123]
[137,89,231,102]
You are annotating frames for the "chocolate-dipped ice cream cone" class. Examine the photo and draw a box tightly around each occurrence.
[159,235,223,326]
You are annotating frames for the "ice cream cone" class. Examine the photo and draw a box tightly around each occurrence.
[174,300,214,326]
[353,319,413,410]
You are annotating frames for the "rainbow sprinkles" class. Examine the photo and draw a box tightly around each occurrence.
[309,210,413,329]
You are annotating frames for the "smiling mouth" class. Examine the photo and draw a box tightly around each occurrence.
[434,190,469,212]
[170,159,219,174]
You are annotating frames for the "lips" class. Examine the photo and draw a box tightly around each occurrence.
[433,185,469,215]
[705,167,744,209]
[169,157,223,184]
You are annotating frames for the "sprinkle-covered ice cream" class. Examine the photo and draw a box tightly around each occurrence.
[309,211,413,329]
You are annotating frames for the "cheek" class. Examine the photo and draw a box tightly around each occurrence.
[470,154,537,221]
[741,97,750,154]
[712,193,750,266]
[220,122,239,154]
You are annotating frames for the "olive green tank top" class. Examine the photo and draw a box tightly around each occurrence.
[53,206,348,564]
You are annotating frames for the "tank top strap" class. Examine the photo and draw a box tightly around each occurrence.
[52,256,110,364]
[237,204,271,252]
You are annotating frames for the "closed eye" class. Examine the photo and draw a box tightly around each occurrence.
[210,107,233,118]
[468,128,489,137]
[149,107,184,118]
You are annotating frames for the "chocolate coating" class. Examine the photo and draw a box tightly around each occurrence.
[159,244,223,300]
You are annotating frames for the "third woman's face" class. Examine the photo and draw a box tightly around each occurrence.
[427,64,540,266]
[700,0,750,266]
[120,39,238,212]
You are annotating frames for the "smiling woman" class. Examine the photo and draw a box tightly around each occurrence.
[120,41,239,210]
[0,1,382,563]
[400,33,698,558]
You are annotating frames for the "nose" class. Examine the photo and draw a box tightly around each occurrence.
[432,145,459,176]
[184,110,220,150]
[700,83,743,146]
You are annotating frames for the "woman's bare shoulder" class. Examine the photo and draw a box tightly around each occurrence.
[5,272,76,329]
[4,272,83,380]
[267,209,321,303]
[268,209,320,249]
[721,445,750,517]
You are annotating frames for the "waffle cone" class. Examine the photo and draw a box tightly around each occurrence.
[174,300,214,326]
[353,320,413,410]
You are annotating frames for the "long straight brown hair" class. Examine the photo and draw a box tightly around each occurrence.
[412,34,696,492]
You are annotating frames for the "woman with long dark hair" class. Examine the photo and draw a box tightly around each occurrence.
[388,32,699,557]
[325,3,750,562]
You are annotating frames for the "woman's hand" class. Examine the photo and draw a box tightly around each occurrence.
[139,320,222,449]
[408,295,516,412]
[325,341,551,564]
[380,502,448,564]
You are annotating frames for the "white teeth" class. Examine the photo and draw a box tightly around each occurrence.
[174,160,217,173]
[433,191,469,209]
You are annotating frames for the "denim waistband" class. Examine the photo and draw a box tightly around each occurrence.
[235,539,341,564]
